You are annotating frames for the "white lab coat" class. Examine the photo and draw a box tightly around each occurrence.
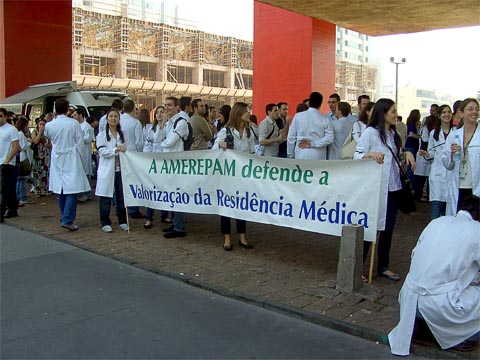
[160,113,188,153]
[212,127,255,154]
[354,127,398,231]
[388,211,480,355]
[327,116,352,160]
[44,115,90,194]
[78,121,94,176]
[143,124,166,153]
[414,125,431,176]
[426,130,449,202]
[95,130,128,198]
[120,113,144,152]
[287,108,334,160]
[442,125,480,216]
[352,120,367,144]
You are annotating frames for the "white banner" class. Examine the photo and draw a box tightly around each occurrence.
[120,150,381,241]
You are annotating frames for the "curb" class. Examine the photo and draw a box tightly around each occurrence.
[8,222,477,359]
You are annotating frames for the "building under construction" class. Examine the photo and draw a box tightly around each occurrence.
[72,1,376,111]
[72,2,253,109]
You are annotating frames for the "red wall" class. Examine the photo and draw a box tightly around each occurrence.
[1,0,72,98]
[253,1,336,119]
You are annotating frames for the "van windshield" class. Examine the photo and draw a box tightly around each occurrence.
[88,106,111,120]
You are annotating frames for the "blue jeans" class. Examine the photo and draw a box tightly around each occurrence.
[431,201,446,220]
[99,172,126,226]
[172,211,185,232]
[58,192,78,225]
[145,208,169,221]
[16,177,27,202]
[404,147,416,187]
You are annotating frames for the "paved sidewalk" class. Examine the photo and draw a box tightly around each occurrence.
[3,194,478,358]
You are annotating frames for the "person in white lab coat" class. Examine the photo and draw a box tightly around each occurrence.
[143,105,170,229]
[44,98,90,231]
[442,98,480,216]
[160,96,188,238]
[354,98,416,281]
[388,195,480,356]
[95,108,129,233]
[287,92,334,160]
[212,102,255,251]
[327,101,352,160]
[418,105,453,219]
[72,108,94,202]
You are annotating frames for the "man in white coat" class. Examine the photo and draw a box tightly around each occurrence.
[287,92,334,160]
[161,96,188,238]
[121,99,144,218]
[73,108,94,201]
[44,98,90,230]
[388,195,480,356]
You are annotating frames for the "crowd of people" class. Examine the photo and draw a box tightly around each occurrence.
[0,91,479,353]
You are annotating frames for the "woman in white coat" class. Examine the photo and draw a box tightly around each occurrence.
[95,109,129,233]
[213,102,255,251]
[143,105,169,229]
[354,98,416,281]
[419,105,453,219]
[442,98,480,215]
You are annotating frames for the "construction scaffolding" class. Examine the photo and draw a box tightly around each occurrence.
[335,60,377,104]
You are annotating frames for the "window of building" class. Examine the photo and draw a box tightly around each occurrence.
[344,40,348,46]
[235,73,253,90]
[138,61,157,81]
[203,69,225,88]
[166,65,193,84]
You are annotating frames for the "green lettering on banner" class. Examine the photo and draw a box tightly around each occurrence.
[318,171,329,185]
[148,159,157,173]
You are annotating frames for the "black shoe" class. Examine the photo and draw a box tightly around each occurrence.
[223,244,233,251]
[163,225,174,233]
[144,221,153,229]
[4,212,19,219]
[239,241,253,249]
[451,340,478,352]
[160,218,172,223]
[164,231,186,239]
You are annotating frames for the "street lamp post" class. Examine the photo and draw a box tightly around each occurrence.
[390,57,406,104]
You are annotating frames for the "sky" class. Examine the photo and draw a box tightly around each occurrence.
[170,0,478,99]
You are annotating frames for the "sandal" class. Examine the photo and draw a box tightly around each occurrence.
[379,270,400,281]
[362,275,368,283]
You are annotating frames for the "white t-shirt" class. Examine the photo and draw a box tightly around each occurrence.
[0,123,20,165]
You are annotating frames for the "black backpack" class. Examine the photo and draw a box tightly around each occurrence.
[174,117,194,150]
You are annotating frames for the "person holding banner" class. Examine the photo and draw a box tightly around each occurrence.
[354,98,416,281]
[143,105,170,229]
[161,97,188,238]
[95,109,129,233]
[213,102,255,251]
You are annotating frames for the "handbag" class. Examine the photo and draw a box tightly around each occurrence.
[341,129,356,160]
[225,127,234,150]
[18,158,32,177]
[387,145,416,214]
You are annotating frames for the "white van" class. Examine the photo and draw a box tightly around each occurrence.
[0,81,129,121]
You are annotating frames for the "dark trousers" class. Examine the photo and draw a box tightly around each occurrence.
[0,164,18,219]
[363,190,400,273]
[220,216,246,234]
[100,172,126,226]
[457,188,473,212]
[413,175,428,199]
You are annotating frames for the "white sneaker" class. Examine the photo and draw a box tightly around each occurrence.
[119,224,129,231]
[102,225,113,233]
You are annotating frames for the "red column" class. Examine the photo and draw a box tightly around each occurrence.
[253,1,336,118]
[1,0,72,98]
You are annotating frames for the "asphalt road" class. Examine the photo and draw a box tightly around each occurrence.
[0,224,401,359]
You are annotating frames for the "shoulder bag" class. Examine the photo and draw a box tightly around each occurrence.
[386,145,416,214]
[341,128,356,160]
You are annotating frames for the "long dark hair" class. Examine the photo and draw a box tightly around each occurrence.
[105,109,125,143]
[368,98,401,155]
[433,104,453,141]
[358,101,375,125]
[152,105,164,132]
[226,102,251,138]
